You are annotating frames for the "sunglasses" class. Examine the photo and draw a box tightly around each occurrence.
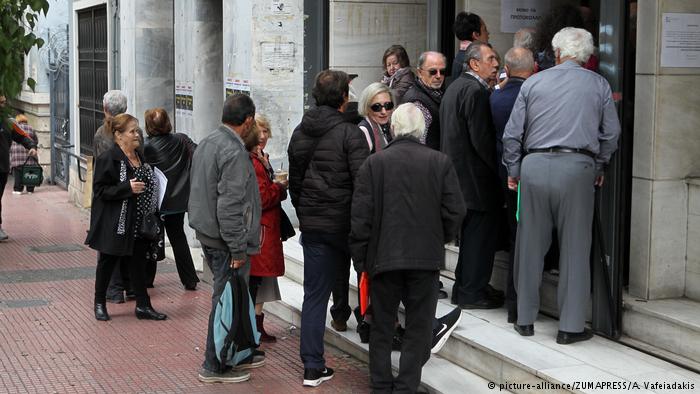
[422,68,446,76]
[370,102,395,112]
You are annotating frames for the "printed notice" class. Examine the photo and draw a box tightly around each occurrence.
[261,42,296,71]
[661,13,700,68]
[500,0,551,33]
[225,77,251,98]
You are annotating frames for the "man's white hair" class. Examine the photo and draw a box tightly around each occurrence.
[551,27,595,64]
[358,82,393,117]
[390,103,425,139]
[103,90,128,116]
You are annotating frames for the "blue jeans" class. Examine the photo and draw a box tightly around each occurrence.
[201,245,250,373]
[299,232,350,369]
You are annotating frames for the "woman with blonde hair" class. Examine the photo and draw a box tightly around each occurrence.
[358,82,395,154]
[86,113,167,321]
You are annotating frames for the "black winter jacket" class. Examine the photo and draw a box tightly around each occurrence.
[143,133,196,213]
[440,74,503,212]
[402,80,443,150]
[288,105,369,234]
[85,145,141,256]
[349,136,466,276]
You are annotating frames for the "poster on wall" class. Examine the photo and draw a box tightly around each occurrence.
[661,13,700,68]
[225,77,251,98]
[175,82,193,133]
[500,0,551,33]
[261,42,296,71]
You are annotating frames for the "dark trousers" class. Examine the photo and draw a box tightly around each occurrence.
[330,254,353,323]
[94,239,151,308]
[106,260,132,299]
[452,209,501,304]
[505,189,518,315]
[163,212,199,286]
[370,269,438,394]
[0,171,7,225]
[12,168,34,192]
[300,232,350,369]
[201,245,250,373]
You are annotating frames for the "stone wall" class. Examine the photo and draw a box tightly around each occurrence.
[686,180,700,301]
[629,0,700,300]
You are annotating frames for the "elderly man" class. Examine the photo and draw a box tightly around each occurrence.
[350,103,465,393]
[490,47,535,324]
[189,94,263,383]
[441,41,504,310]
[288,70,368,387]
[503,27,621,344]
[403,51,447,150]
[0,94,38,241]
[451,12,490,81]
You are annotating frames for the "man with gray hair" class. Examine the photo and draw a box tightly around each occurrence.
[513,27,536,51]
[441,41,505,310]
[350,103,465,393]
[503,27,620,344]
[490,46,535,324]
[93,90,129,157]
[402,51,447,150]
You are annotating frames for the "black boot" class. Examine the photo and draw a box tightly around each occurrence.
[94,303,110,321]
[135,306,167,320]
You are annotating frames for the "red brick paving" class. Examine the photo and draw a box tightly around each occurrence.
[0,183,370,393]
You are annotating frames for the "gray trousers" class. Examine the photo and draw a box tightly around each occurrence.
[514,153,595,332]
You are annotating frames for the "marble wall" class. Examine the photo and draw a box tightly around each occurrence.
[174,0,223,142]
[629,0,700,300]
[119,0,175,127]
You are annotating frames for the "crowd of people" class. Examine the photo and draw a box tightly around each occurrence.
[0,4,621,393]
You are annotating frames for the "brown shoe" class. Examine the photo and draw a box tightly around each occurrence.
[330,319,347,332]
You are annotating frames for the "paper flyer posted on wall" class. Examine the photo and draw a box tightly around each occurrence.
[500,0,551,33]
[661,13,700,68]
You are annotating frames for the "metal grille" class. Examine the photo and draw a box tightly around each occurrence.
[77,5,108,155]
[49,25,71,188]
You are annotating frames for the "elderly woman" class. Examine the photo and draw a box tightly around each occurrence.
[142,108,199,290]
[358,82,395,154]
[10,114,38,194]
[86,113,167,321]
[380,45,415,103]
[244,114,288,342]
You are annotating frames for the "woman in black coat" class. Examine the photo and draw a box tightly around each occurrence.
[86,113,167,321]
[142,108,199,290]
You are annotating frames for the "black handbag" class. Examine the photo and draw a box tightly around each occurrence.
[20,156,43,187]
[138,212,161,241]
[280,208,296,241]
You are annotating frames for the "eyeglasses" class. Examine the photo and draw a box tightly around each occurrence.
[421,68,446,76]
[370,102,395,112]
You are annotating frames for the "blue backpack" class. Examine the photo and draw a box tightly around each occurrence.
[213,269,260,369]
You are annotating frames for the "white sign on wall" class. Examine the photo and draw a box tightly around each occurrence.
[661,13,700,68]
[500,0,551,33]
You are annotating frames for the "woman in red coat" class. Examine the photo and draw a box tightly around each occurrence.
[245,114,288,342]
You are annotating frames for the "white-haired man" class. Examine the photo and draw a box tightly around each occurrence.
[350,103,466,393]
[503,27,621,344]
[93,90,129,157]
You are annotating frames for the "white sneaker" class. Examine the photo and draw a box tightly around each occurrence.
[12,191,21,195]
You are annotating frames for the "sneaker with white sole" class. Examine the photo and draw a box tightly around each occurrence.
[198,367,250,383]
[431,307,462,353]
[303,367,334,387]
[233,352,266,370]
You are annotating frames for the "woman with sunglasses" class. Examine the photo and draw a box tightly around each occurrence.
[380,45,415,103]
[358,82,395,154]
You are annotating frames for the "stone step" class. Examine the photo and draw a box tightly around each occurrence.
[623,295,700,368]
[279,236,700,394]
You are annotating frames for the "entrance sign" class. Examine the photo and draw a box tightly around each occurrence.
[661,13,700,68]
[500,0,551,33]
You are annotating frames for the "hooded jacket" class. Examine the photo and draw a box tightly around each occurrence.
[288,105,369,234]
[143,133,196,213]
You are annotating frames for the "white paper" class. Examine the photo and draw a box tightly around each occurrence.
[661,13,700,68]
[153,167,168,210]
[261,42,296,71]
[500,0,551,33]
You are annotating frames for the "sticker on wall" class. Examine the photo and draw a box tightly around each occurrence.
[175,82,194,133]
[270,1,291,15]
[500,0,551,33]
[225,77,251,98]
[661,13,700,68]
[261,42,296,71]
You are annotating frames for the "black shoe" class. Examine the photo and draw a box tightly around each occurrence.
[125,292,136,301]
[106,294,125,304]
[556,329,593,345]
[94,303,110,321]
[432,307,462,353]
[303,367,334,387]
[331,319,347,332]
[391,332,403,351]
[458,297,504,310]
[485,284,505,300]
[357,321,370,343]
[135,306,167,320]
[184,283,197,291]
[437,289,449,299]
[513,324,534,336]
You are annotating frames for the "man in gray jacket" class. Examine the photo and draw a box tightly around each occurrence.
[189,94,262,383]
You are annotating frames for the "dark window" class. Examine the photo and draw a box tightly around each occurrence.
[78,5,108,155]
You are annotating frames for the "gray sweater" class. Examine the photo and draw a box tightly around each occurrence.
[188,125,261,259]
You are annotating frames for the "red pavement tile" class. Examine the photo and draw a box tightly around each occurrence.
[1,183,370,393]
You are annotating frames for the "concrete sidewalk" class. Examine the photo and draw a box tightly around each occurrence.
[0,183,370,393]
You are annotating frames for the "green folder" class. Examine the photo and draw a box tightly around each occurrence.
[516,183,521,222]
